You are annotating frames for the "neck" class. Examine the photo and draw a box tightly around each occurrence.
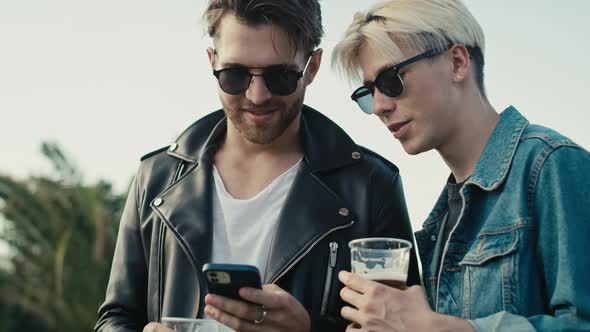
[213,113,304,199]
[438,97,499,183]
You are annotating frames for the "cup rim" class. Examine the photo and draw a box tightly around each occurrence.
[348,237,412,249]
[161,317,211,323]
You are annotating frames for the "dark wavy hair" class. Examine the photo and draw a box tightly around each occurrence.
[204,0,324,53]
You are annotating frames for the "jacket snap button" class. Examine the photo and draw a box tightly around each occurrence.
[351,151,361,160]
[169,143,178,152]
[339,208,349,216]
[431,235,437,242]
[154,197,163,206]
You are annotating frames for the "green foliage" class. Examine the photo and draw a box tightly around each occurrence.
[0,142,127,331]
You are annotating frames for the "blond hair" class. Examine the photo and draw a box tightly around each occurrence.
[332,0,485,90]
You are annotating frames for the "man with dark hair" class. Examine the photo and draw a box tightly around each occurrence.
[95,1,418,331]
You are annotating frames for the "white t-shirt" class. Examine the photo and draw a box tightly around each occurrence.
[210,159,302,281]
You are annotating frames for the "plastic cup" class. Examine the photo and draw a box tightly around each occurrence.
[348,237,412,288]
[161,317,233,332]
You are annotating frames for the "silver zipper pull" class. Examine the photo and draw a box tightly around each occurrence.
[321,241,339,316]
[329,242,339,267]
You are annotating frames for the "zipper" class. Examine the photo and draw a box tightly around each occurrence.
[269,220,354,284]
[320,241,339,316]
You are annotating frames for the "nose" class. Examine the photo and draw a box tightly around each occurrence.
[245,75,273,105]
[372,89,396,118]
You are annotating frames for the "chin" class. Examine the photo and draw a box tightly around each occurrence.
[400,140,428,156]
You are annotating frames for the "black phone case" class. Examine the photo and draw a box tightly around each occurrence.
[203,265,262,301]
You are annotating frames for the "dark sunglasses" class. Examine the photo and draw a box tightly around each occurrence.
[351,48,446,114]
[213,52,313,96]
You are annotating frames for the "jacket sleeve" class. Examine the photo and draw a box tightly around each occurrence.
[95,176,149,332]
[372,172,421,287]
[469,146,590,331]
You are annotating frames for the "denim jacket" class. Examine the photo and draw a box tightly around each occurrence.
[415,106,590,331]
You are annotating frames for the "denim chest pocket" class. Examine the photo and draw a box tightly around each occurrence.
[458,229,519,318]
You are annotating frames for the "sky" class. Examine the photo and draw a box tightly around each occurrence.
[1,0,589,230]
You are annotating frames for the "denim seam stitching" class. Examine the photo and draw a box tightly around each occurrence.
[521,133,584,151]
[464,265,471,319]
[527,145,578,219]
[477,221,532,235]
[502,256,512,310]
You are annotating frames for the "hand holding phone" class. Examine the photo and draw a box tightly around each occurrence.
[202,263,262,301]
[203,266,311,332]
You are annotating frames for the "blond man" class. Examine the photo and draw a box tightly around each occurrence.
[332,0,590,331]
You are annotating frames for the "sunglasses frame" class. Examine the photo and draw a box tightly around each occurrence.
[212,51,314,96]
[351,47,446,114]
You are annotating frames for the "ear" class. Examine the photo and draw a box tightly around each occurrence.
[207,47,216,70]
[449,44,471,83]
[304,48,323,85]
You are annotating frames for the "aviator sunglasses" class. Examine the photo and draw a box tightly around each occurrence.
[351,47,446,114]
[212,50,314,96]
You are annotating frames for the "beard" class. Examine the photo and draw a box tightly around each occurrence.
[222,93,304,144]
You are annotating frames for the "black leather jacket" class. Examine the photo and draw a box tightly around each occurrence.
[95,105,420,332]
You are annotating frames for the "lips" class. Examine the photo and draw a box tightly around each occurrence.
[387,120,410,133]
[386,120,412,140]
[243,108,277,116]
[242,108,278,123]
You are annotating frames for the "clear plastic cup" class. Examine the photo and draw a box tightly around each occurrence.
[161,317,233,332]
[348,237,412,289]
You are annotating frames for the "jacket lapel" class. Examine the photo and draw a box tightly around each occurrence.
[152,112,227,271]
[151,157,214,273]
[265,162,357,283]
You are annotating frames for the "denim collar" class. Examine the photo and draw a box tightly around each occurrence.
[468,106,529,191]
[423,106,529,226]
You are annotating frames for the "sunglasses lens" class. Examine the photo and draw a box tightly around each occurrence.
[263,67,300,96]
[356,94,374,114]
[218,67,251,95]
[376,70,404,98]
[351,86,374,114]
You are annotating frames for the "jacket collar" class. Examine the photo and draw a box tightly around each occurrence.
[167,104,363,172]
[422,106,529,225]
[468,106,529,191]
[167,111,227,163]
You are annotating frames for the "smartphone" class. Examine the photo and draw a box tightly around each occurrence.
[202,263,262,301]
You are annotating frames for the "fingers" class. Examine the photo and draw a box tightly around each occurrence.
[241,284,310,331]
[346,322,363,332]
[338,271,375,294]
[205,304,265,332]
[339,286,364,308]
[239,284,287,310]
[205,293,262,322]
[142,322,174,332]
[341,306,364,329]
[206,285,310,332]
